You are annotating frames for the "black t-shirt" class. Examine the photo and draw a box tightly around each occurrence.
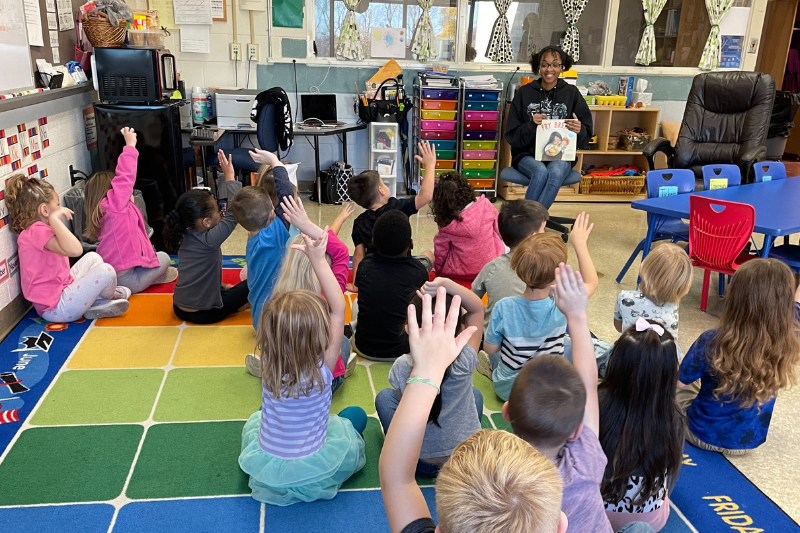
[351,197,419,255]
[354,253,429,359]
[400,518,437,533]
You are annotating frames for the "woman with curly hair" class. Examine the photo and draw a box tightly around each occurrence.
[678,258,800,454]
[430,172,504,279]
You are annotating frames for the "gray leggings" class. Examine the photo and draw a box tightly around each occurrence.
[116,252,171,294]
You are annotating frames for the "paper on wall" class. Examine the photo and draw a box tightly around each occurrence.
[56,0,74,31]
[52,47,60,64]
[47,12,57,29]
[369,27,406,59]
[173,0,212,25]
[719,7,750,36]
[211,0,224,18]
[239,0,265,10]
[180,24,210,53]
[22,0,44,46]
[148,0,177,28]
[49,30,58,48]
[45,0,55,12]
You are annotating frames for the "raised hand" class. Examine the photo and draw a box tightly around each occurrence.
[280,195,309,227]
[121,127,137,147]
[551,263,588,320]
[569,211,594,249]
[249,149,280,167]
[290,229,329,265]
[217,150,235,181]
[50,206,74,223]
[414,141,437,169]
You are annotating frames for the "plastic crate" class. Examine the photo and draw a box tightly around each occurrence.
[468,178,495,189]
[464,110,499,121]
[461,159,496,170]
[464,100,499,111]
[422,88,459,100]
[463,131,498,140]
[579,174,646,195]
[421,110,458,120]
[465,89,501,101]
[421,99,458,110]
[464,120,498,130]
[427,140,456,150]
[420,119,457,130]
[462,140,497,150]
[462,149,497,160]
[420,130,457,140]
[462,169,496,178]
[435,149,456,159]
[422,159,456,170]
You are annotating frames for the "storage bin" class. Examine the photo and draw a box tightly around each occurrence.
[468,178,495,189]
[435,149,456,159]
[618,132,650,151]
[465,89,501,101]
[422,110,458,120]
[422,100,458,110]
[127,29,166,48]
[421,130,457,140]
[423,159,456,170]
[462,169,496,178]
[579,175,646,195]
[422,88,459,100]
[462,150,497,160]
[463,131,498,140]
[464,100,500,111]
[464,110,499,121]
[461,160,496,170]
[464,121,498,131]
[435,169,455,177]
[420,119,458,130]
[428,140,456,150]
[462,140,497,150]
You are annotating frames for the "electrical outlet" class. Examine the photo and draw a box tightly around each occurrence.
[748,38,758,54]
[247,44,259,62]
[230,43,242,61]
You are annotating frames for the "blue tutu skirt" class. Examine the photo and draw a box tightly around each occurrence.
[239,411,366,506]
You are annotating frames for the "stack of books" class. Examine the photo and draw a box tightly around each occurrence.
[462,75,499,89]
[419,70,457,87]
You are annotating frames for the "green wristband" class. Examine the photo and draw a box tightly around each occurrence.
[406,377,441,393]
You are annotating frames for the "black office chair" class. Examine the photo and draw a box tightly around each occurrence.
[208,102,279,178]
[643,72,776,187]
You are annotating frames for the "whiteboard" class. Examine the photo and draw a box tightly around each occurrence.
[0,0,35,93]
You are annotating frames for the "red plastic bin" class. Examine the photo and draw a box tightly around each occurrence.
[462,149,497,160]
[422,100,458,110]
[420,130,457,140]
[420,119,457,130]
[464,110,499,121]
[464,120,498,131]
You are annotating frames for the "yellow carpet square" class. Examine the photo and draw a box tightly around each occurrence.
[173,326,256,367]
[68,327,180,369]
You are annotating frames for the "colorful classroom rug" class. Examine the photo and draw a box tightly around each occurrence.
[0,257,796,532]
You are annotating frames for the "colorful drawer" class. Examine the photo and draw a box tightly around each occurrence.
[420,119,457,130]
[422,99,457,110]
[422,159,456,170]
[422,88,459,100]
[468,178,495,189]
[435,149,456,159]
[462,169,496,179]
[435,169,454,177]
[422,109,458,120]
[463,131,497,140]
[462,140,497,150]
[464,120,498,131]
[428,139,456,150]
[462,150,497,160]
[465,89,501,101]
[461,159,496,170]
[464,110,499,121]
[464,100,500,111]
[421,130,457,140]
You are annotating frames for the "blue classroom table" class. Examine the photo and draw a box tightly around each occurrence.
[631,178,800,260]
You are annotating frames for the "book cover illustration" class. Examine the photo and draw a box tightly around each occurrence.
[535,119,576,162]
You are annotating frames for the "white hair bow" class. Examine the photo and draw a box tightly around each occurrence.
[635,317,664,336]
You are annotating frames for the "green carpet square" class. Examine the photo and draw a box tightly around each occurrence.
[127,421,249,499]
[481,414,493,429]
[368,362,392,393]
[31,369,164,425]
[490,413,513,432]
[330,365,376,415]
[473,371,504,412]
[154,368,261,422]
[340,417,383,490]
[0,425,142,505]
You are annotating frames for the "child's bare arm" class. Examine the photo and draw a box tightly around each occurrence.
[552,263,598,436]
[413,141,436,210]
[280,196,324,239]
[569,212,598,298]
[329,202,355,236]
[419,277,484,353]
[44,208,83,257]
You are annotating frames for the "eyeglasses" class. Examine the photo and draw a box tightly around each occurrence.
[539,62,562,70]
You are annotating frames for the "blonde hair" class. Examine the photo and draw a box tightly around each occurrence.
[436,429,563,533]
[638,244,693,305]
[255,164,279,208]
[83,171,115,242]
[511,232,568,290]
[256,290,330,399]
[271,235,323,299]
[710,259,800,406]
[5,174,55,234]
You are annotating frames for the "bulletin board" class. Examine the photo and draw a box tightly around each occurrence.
[27,0,83,69]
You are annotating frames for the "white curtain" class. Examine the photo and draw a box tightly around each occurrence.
[336,0,365,61]
[635,0,668,65]
[412,0,438,61]
[559,0,588,61]
[486,0,514,63]
[699,0,734,70]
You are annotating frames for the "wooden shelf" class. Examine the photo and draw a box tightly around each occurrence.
[580,149,644,155]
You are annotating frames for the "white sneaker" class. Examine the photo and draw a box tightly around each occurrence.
[85,299,130,319]
[344,351,357,378]
[155,266,178,284]
[245,354,261,378]
[476,350,493,380]
[114,286,132,300]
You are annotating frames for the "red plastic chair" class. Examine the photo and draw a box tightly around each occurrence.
[689,196,756,311]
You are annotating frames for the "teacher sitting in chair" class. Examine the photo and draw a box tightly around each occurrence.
[505,45,592,207]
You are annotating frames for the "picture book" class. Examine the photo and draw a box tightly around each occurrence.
[535,119,577,162]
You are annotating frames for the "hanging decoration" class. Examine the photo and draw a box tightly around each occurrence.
[699,0,734,70]
[486,0,513,63]
[336,0,365,61]
[559,0,588,61]
[635,0,668,65]
[411,0,438,61]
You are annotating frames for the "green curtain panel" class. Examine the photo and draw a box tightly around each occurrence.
[560,0,588,61]
[336,0,366,60]
[699,0,734,70]
[635,0,668,65]
[272,0,304,28]
[486,0,513,63]
[411,0,438,61]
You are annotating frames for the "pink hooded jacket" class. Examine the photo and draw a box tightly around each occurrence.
[433,195,504,279]
[96,146,160,272]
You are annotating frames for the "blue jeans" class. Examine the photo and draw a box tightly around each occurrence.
[507,156,574,208]
[374,386,484,477]
[616,522,655,533]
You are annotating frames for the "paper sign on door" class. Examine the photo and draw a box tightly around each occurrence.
[658,186,678,197]
[709,178,728,190]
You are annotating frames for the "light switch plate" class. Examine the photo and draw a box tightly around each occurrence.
[748,38,758,54]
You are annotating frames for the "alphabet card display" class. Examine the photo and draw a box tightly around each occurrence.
[535,119,576,162]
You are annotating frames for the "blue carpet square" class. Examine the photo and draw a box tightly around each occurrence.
[113,497,261,533]
[0,503,114,533]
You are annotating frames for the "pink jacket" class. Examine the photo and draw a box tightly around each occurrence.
[434,195,504,279]
[96,146,160,272]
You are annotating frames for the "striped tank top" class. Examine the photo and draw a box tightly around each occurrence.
[259,364,333,460]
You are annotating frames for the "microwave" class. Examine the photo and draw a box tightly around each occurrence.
[94,48,177,103]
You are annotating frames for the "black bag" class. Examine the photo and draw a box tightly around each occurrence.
[310,170,340,205]
[250,87,294,152]
[356,77,412,124]
[330,161,353,203]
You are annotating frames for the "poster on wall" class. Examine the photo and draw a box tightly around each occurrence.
[83,108,96,150]
[370,27,406,59]
[720,36,743,69]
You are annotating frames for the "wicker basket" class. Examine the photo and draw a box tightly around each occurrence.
[580,174,646,195]
[84,12,127,48]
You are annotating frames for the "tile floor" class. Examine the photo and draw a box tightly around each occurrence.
[219,196,800,521]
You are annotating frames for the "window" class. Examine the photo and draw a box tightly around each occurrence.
[466,0,608,65]
[314,0,458,61]
[613,0,751,67]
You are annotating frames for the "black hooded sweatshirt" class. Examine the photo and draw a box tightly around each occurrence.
[505,78,593,167]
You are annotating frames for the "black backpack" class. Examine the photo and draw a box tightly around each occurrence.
[250,87,294,154]
[310,169,340,205]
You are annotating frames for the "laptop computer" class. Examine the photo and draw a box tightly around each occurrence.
[300,94,343,126]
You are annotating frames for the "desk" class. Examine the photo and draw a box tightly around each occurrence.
[632,178,800,260]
